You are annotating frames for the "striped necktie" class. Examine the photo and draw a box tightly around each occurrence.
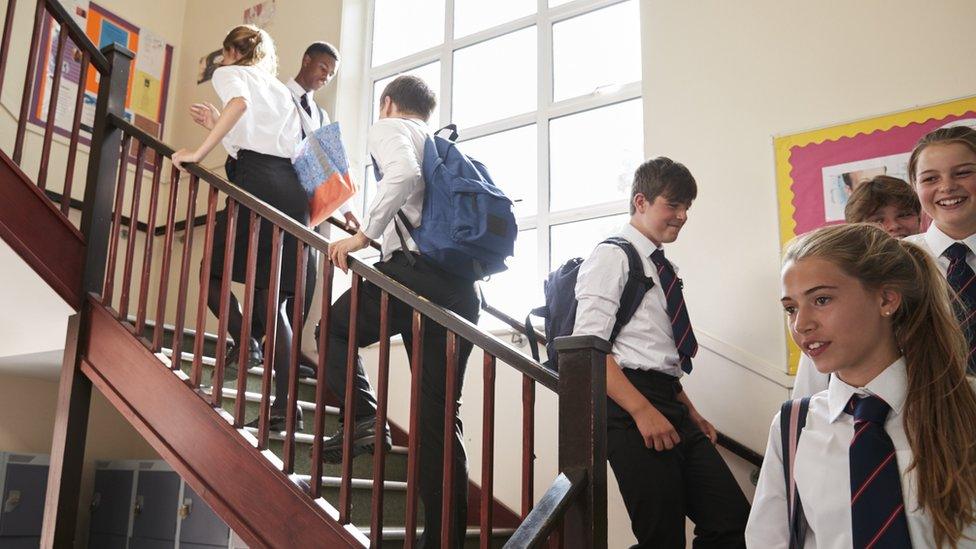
[944,242,976,373]
[847,395,912,549]
[650,249,697,373]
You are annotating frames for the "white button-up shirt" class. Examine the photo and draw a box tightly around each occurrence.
[211,65,301,160]
[794,223,976,399]
[363,117,428,260]
[572,223,684,377]
[748,358,976,548]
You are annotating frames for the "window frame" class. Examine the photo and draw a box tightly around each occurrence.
[360,0,643,319]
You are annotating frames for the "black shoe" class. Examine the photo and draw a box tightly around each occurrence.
[298,364,316,379]
[320,417,392,463]
[244,408,303,433]
[223,341,263,384]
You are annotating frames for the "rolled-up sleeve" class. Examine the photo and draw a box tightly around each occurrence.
[572,244,628,340]
[211,66,251,107]
[363,121,424,240]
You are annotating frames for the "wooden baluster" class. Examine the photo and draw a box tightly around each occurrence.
[134,159,163,335]
[170,175,199,371]
[151,166,180,353]
[440,331,461,547]
[61,50,89,216]
[36,26,67,190]
[257,226,283,449]
[212,200,238,404]
[190,186,219,389]
[117,142,147,321]
[369,290,392,547]
[337,273,361,524]
[480,352,496,549]
[403,311,425,549]
[522,374,536,518]
[233,211,261,427]
[0,0,18,97]
[12,0,45,165]
[282,242,307,474]
[309,254,335,497]
[101,134,131,306]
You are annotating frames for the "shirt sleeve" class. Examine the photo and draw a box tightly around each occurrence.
[792,353,829,399]
[211,66,251,107]
[745,413,791,549]
[362,120,423,241]
[572,244,629,341]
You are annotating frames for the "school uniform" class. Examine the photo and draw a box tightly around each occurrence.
[323,117,479,548]
[793,353,828,399]
[905,224,976,374]
[572,223,750,548]
[209,65,314,294]
[747,358,976,547]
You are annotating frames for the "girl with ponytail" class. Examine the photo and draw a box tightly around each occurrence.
[172,25,312,431]
[747,223,976,548]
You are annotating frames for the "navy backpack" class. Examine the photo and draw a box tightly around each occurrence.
[525,237,654,370]
[392,123,518,281]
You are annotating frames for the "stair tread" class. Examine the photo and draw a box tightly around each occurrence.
[368,526,516,538]
[242,426,408,454]
[159,347,319,387]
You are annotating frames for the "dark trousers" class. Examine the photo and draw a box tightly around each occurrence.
[325,251,480,548]
[607,369,750,549]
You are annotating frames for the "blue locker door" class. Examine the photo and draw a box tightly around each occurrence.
[178,483,229,547]
[0,462,48,541]
[88,469,134,546]
[129,470,180,545]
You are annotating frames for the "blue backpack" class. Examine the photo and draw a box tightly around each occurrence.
[392,124,518,280]
[525,237,654,370]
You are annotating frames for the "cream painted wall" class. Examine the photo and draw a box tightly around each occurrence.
[0,372,159,548]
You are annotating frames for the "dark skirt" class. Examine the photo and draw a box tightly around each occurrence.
[209,149,315,294]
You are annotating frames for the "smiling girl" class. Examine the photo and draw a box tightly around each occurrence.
[747,223,976,548]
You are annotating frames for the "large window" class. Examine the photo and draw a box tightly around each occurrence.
[364,0,643,328]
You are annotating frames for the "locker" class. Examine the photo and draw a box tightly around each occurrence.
[130,469,180,544]
[0,453,49,547]
[88,467,135,548]
[178,484,230,547]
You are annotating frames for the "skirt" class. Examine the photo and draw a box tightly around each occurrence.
[209,149,315,295]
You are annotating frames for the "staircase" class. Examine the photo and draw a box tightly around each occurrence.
[0,1,612,547]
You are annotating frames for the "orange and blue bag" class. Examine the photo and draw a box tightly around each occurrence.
[292,122,357,227]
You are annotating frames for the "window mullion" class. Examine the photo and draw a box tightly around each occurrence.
[537,0,553,275]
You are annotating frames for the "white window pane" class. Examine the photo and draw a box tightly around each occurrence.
[453,27,537,129]
[549,0,574,6]
[460,125,537,218]
[549,99,643,212]
[480,229,540,328]
[454,0,535,38]
[360,164,378,219]
[372,0,445,67]
[553,1,641,101]
[549,214,629,270]
[372,62,442,129]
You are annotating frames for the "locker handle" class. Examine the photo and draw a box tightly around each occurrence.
[91,492,101,509]
[3,490,20,513]
[134,495,144,516]
[179,498,193,519]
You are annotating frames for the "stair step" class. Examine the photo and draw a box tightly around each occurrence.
[372,526,514,548]
[291,474,423,528]
[160,348,319,402]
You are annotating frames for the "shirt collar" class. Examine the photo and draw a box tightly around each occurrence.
[620,222,660,258]
[924,222,976,258]
[826,357,908,423]
[286,77,313,102]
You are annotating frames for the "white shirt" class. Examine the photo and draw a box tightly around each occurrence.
[794,223,976,399]
[211,65,301,160]
[572,223,684,377]
[747,358,976,548]
[285,78,350,215]
[904,222,976,274]
[364,118,428,260]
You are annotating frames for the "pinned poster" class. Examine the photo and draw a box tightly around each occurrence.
[243,0,276,28]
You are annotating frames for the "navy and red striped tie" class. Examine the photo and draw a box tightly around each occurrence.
[650,249,698,373]
[944,242,976,374]
[847,395,912,549]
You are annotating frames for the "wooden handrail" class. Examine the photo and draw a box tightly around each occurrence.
[504,469,586,548]
[106,112,559,391]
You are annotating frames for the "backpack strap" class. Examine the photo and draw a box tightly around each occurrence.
[601,237,655,343]
[780,397,811,549]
